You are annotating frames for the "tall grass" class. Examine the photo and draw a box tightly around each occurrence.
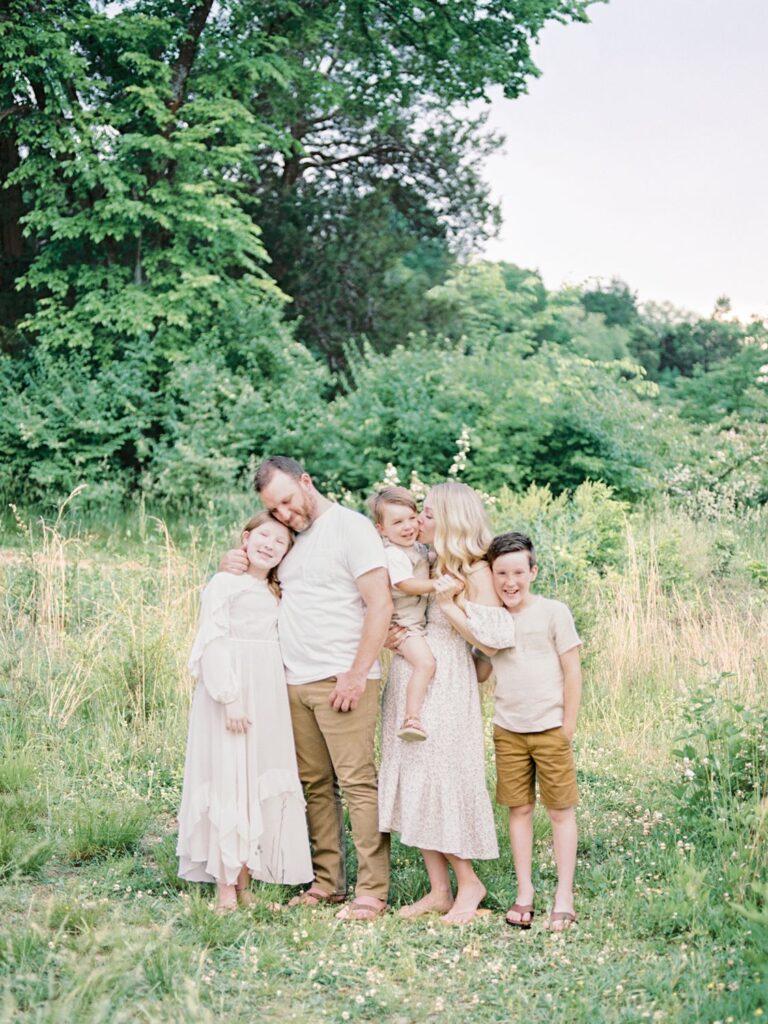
[585,521,768,754]
[0,498,765,1022]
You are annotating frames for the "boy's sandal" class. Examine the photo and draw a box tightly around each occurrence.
[546,911,578,930]
[335,900,388,922]
[287,886,346,907]
[398,717,428,741]
[505,903,535,929]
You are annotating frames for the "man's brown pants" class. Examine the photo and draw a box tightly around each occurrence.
[288,677,390,901]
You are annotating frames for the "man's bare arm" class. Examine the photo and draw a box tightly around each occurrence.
[328,567,393,712]
[218,548,248,574]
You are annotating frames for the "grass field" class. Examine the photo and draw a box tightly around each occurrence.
[0,501,766,1023]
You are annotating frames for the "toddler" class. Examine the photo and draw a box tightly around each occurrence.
[368,488,436,741]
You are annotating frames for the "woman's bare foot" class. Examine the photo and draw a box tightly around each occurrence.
[440,880,486,925]
[397,890,454,918]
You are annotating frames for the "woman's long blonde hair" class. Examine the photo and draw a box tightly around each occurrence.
[241,510,294,598]
[428,481,491,590]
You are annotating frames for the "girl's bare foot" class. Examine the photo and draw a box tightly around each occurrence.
[397,890,454,918]
[216,882,237,914]
[236,867,253,907]
[236,886,254,908]
[440,880,486,925]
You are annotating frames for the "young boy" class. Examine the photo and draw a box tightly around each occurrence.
[367,488,436,741]
[476,531,582,931]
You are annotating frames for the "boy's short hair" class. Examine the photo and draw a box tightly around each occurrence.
[366,487,418,525]
[487,531,537,568]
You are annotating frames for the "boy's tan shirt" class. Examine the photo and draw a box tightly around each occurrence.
[491,594,581,733]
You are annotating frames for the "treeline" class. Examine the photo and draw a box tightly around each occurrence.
[1,2,766,513]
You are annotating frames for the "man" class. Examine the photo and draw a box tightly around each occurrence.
[221,456,392,920]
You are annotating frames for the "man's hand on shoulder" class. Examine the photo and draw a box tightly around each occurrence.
[328,670,367,712]
[219,548,249,574]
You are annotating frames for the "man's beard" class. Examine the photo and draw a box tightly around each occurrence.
[292,491,317,531]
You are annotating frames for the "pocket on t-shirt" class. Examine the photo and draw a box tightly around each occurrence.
[520,629,552,655]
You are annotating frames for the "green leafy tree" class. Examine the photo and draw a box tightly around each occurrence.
[1,0,283,363]
[581,278,662,376]
[656,317,748,378]
[239,0,596,365]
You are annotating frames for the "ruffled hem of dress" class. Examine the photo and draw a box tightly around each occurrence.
[466,602,516,650]
[176,769,311,885]
[381,819,499,862]
[379,782,499,861]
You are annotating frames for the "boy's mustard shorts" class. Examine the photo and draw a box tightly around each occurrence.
[493,724,579,810]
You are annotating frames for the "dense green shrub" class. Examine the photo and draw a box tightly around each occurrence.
[0,326,332,511]
[672,684,768,846]
[320,335,662,500]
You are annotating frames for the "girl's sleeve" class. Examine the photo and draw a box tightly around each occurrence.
[188,575,239,703]
[465,602,516,650]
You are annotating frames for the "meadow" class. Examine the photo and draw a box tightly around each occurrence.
[0,490,766,1024]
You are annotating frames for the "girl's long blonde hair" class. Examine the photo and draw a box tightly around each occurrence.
[241,510,294,598]
[428,481,491,590]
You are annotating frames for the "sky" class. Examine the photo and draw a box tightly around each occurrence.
[479,0,768,321]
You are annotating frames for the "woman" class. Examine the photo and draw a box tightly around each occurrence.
[378,481,514,924]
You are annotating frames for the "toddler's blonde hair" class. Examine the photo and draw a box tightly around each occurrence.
[366,486,418,525]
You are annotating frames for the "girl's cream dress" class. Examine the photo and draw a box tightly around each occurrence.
[177,572,312,886]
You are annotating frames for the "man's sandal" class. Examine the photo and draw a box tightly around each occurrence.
[398,717,428,742]
[335,900,388,922]
[505,903,535,928]
[546,911,578,930]
[287,886,346,908]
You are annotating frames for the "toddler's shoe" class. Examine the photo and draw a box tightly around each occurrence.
[398,717,427,742]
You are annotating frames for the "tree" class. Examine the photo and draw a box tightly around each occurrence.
[0,0,602,506]
[656,318,748,378]
[2,0,598,359]
[581,278,662,375]
[1,0,284,365]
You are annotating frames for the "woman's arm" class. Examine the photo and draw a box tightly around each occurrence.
[434,566,500,656]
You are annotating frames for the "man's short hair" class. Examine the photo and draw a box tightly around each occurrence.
[366,487,418,525]
[487,531,537,568]
[253,455,306,494]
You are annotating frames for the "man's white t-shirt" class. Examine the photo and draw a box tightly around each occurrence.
[277,503,387,685]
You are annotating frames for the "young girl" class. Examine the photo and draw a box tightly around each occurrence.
[177,511,313,912]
